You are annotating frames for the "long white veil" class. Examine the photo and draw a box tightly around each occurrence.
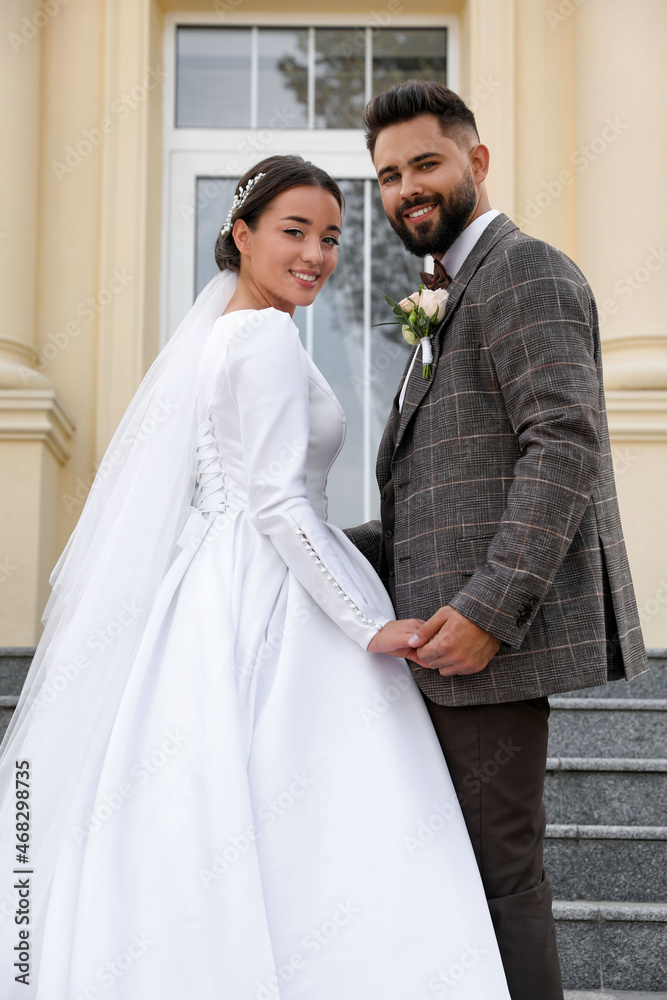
[0,269,236,945]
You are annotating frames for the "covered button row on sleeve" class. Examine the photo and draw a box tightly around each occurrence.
[295,526,383,630]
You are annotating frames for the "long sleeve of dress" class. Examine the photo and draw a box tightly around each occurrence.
[224,308,393,650]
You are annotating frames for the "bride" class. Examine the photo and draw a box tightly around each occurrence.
[0,155,510,999]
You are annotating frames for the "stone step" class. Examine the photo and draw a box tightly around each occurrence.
[565,993,667,999]
[545,824,667,902]
[544,758,667,826]
[0,694,19,741]
[1,649,664,685]
[557,651,667,700]
[1,649,665,699]
[548,698,667,759]
[0,646,33,696]
[554,900,667,992]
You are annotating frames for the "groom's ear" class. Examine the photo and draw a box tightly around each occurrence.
[469,143,490,185]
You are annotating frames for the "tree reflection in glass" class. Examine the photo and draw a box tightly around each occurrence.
[258,29,308,128]
[373,28,447,96]
[315,30,366,129]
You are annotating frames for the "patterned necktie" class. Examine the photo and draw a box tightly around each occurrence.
[419,257,453,290]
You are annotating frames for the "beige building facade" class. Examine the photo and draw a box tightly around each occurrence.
[1,0,666,648]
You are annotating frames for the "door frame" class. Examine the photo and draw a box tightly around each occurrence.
[159,10,458,519]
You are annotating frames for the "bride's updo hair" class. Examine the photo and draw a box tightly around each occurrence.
[214,155,344,273]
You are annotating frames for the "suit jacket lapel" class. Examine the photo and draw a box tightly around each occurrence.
[392,213,517,453]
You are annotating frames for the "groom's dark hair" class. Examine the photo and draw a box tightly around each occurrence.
[363,80,479,160]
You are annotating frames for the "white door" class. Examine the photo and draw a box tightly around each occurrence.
[161,13,458,524]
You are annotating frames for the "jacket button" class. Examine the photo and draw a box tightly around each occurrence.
[516,613,529,627]
[380,490,387,502]
[384,529,393,540]
[389,567,395,577]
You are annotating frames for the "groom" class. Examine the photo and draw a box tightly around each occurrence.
[347,80,647,1000]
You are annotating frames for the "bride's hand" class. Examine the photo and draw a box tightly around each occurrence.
[367,619,428,664]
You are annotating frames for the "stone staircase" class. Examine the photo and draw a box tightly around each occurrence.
[0,647,33,740]
[564,995,667,1000]
[546,649,667,995]
[1,647,666,996]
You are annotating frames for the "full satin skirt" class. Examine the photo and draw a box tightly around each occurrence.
[1,509,510,999]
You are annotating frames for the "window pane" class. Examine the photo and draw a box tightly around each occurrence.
[257,28,309,129]
[372,28,447,96]
[177,25,447,130]
[315,29,365,129]
[195,177,239,296]
[176,28,251,127]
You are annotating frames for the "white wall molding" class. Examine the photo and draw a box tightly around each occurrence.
[605,390,667,442]
[0,389,75,464]
[602,331,667,392]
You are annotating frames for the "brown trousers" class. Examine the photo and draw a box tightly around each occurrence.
[422,694,564,1000]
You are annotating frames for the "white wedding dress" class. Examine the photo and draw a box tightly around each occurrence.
[0,306,510,999]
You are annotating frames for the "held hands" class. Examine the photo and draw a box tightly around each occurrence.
[406,605,501,676]
[367,619,427,663]
[368,608,500,675]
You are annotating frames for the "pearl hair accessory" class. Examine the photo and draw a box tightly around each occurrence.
[219,172,266,237]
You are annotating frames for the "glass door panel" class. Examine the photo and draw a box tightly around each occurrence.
[310,180,365,527]
[370,183,423,459]
[194,177,238,294]
[194,176,422,526]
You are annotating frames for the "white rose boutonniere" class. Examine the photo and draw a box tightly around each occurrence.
[384,286,449,378]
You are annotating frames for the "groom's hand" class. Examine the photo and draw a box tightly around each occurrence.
[408,606,501,675]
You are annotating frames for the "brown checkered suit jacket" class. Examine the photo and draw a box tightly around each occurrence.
[347,214,648,706]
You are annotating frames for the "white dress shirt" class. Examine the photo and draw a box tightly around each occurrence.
[398,208,500,411]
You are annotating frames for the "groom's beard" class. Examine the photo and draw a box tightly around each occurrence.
[389,167,478,258]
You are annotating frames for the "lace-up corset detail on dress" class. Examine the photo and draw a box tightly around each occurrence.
[194,416,233,513]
